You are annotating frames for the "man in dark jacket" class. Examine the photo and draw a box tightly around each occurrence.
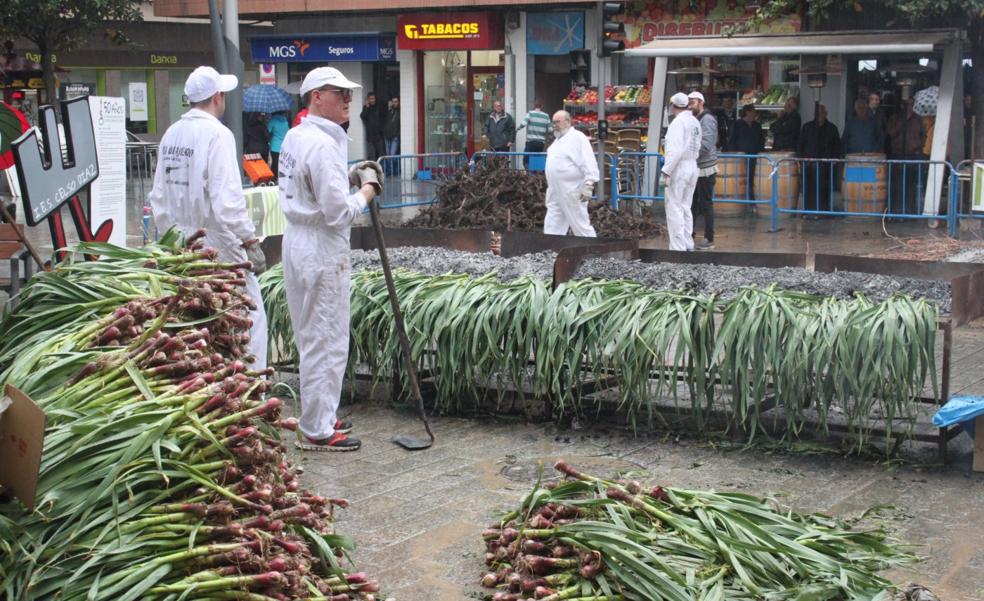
[770,97,801,152]
[727,105,764,199]
[243,112,271,159]
[798,104,842,215]
[483,101,515,152]
[360,92,385,160]
[886,99,927,215]
[689,91,718,250]
[383,96,400,174]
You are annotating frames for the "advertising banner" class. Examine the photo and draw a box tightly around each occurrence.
[527,12,585,55]
[250,34,397,63]
[617,0,800,48]
[397,12,503,51]
[88,96,127,247]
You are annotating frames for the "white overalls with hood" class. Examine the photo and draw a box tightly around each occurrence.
[277,115,367,441]
[149,108,268,370]
[661,110,701,251]
[544,127,599,237]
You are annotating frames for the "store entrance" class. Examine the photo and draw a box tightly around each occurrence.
[468,68,504,154]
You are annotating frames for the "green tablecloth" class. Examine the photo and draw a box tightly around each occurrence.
[243,186,285,238]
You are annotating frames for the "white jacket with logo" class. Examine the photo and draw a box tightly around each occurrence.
[149,109,255,262]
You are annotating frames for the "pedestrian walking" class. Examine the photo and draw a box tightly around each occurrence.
[360,92,385,161]
[798,104,842,215]
[661,93,701,251]
[267,110,289,178]
[543,110,599,237]
[842,98,884,154]
[278,67,382,452]
[886,99,926,215]
[770,97,801,152]
[517,99,550,168]
[483,101,515,152]
[688,91,718,250]
[148,65,268,372]
[727,105,764,199]
[243,111,271,160]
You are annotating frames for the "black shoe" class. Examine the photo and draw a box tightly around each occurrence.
[335,418,353,434]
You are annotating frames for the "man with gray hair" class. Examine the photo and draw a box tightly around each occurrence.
[543,110,599,236]
[661,93,701,251]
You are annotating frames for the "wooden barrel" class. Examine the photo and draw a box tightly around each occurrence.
[713,157,748,216]
[754,152,800,210]
[842,153,888,214]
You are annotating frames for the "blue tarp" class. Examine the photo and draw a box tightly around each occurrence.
[933,396,984,438]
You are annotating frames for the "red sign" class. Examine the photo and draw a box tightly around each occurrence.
[397,12,503,51]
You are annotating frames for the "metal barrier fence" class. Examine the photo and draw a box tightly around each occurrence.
[611,151,962,235]
[375,152,468,209]
[772,157,956,234]
[126,142,159,243]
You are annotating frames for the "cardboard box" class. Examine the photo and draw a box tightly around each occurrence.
[0,384,45,510]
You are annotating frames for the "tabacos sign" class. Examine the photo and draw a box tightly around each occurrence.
[249,35,396,63]
[397,12,503,50]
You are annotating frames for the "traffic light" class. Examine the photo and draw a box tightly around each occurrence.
[600,2,625,58]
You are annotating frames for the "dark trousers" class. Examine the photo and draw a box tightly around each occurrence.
[692,174,716,242]
[270,152,279,182]
[803,163,833,212]
[888,154,925,215]
[523,140,544,168]
[367,136,385,161]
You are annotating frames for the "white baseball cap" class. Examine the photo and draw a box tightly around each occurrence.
[185,66,238,103]
[687,91,705,102]
[670,92,690,108]
[300,67,362,96]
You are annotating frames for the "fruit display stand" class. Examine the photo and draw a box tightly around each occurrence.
[563,85,652,132]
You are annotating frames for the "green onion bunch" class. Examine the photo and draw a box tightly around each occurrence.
[0,232,382,601]
[260,265,938,451]
[479,460,915,601]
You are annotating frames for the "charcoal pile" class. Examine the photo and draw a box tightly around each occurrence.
[404,159,661,239]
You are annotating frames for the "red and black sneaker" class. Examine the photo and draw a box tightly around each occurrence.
[295,432,361,452]
[335,418,353,435]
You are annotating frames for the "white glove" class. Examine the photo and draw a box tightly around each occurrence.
[348,160,384,193]
[243,240,267,275]
[579,182,594,203]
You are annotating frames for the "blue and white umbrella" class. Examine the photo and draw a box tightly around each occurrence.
[242,84,293,113]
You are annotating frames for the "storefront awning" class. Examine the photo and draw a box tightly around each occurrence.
[625,29,962,57]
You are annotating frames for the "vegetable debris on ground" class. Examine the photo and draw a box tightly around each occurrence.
[0,232,385,601]
[403,158,662,239]
[261,263,939,451]
[480,460,916,601]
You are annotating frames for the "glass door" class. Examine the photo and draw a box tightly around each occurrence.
[467,68,504,155]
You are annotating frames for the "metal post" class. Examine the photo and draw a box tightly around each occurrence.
[597,58,606,203]
[223,0,244,159]
[769,159,780,233]
[206,0,228,73]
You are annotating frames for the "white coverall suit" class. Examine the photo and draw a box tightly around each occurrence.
[544,127,599,237]
[149,109,268,369]
[277,115,367,440]
[661,111,701,251]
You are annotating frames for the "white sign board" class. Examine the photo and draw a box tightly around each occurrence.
[88,96,127,247]
[259,64,276,85]
[973,162,984,213]
[128,82,148,122]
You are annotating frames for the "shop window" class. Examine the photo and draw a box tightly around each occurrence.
[423,51,467,154]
